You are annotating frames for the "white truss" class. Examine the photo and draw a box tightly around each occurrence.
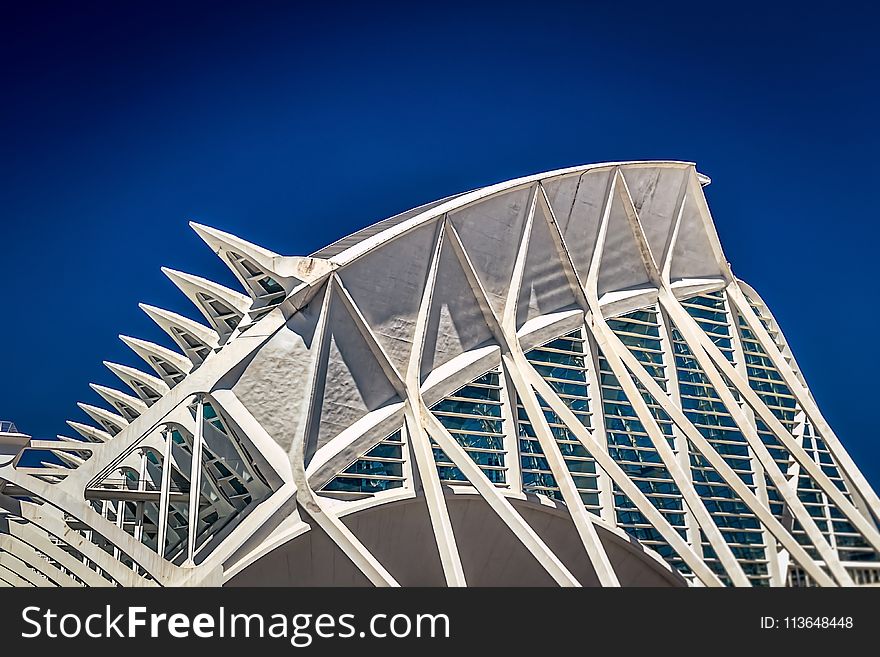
[103,361,169,405]
[2,160,878,587]
[161,268,252,343]
[89,384,149,422]
[138,303,220,367]
[119,335,193,387]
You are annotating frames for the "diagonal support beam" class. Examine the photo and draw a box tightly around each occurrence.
[528,372,723,585]
[538,170,734,586]
[489,187,619,587]
[291,279,399,587]
[725,281,880,524]
[588,315,752,586]
[421,409,582,586]
[503,351,621,586]
[659,287,855,585]
[445,199,620,587]
[402,219,468,586]
[600,306,838,587]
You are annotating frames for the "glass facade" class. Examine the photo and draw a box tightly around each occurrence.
[676,292,770,585]
[517,330,601,514]
[736,309,794,522]
[67,292,880,585]
[430,369,508,486]
[739,295,878,565]
[322,430,406,494]
[84,398,272,568]
[170,325,213,364]
[12,163,880,589]
[602,307,688,573]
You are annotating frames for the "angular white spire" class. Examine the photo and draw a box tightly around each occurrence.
[77,403,129,436]
[118,335,192,387]
[103,361,170,404]
[49,449,86,469]
[189,221,332,307]
[160,267,251,342]
[138,303,219,366]
[189,222,280,268]
[89,383,148,422]
[55,434,91,444]
[66,420,113,443]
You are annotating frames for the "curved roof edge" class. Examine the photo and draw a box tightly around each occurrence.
[311,160,707,266]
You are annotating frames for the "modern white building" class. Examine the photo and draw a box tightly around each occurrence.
[1,160,878,587]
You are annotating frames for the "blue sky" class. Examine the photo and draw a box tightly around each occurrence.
[2,1,878,487]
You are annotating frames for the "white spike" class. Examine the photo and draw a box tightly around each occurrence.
[103,361,169,404]
[77,403,128,436]
[161,267,251,341]
[138,303,218,366]
[189,221,287,302]
[189,221,281,266]
[189,222,332,305]
[119,335,192,387]
[66,421,112,443]
[55,434,90,444]
[89,383,148,422]
[50,450,86,469]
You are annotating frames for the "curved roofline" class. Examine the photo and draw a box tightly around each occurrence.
[320,160,706,267]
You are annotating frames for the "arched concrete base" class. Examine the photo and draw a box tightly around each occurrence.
[226,493,685,587]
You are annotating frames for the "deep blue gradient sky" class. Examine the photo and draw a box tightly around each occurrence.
[2,2,878,487]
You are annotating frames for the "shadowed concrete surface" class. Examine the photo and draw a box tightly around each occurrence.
[227,495,684,587]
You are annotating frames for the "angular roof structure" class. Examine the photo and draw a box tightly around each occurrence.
[1,161,878,587]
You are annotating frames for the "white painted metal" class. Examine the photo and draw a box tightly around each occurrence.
[1,160,877,587]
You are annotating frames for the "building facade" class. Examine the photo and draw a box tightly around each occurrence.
[1,161,878,587]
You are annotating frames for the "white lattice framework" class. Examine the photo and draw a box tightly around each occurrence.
[1,160,879,587]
